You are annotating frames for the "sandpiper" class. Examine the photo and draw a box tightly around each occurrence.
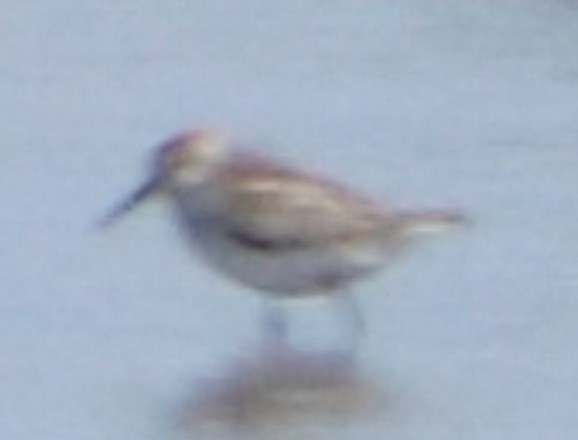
[102,129,465,346]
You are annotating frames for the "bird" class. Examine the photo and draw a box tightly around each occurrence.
[101,128,465,350]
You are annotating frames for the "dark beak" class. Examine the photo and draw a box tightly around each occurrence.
[98,176,161,228]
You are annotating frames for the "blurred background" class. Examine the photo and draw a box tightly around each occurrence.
[2,0,577,439]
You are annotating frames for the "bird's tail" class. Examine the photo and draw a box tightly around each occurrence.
[393,209,469,238]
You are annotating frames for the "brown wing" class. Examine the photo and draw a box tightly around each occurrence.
[216,156,387,248]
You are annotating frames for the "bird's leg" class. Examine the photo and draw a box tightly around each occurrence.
[335,294,366,360]
[260,299,289,350]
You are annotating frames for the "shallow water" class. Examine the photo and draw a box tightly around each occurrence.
[2,0,578,439]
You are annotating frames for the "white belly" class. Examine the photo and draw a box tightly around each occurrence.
[176,215,387,296]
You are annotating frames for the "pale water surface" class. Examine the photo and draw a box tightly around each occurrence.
[2,0,578,439]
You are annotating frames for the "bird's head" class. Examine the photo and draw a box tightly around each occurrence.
[99,128,228,227]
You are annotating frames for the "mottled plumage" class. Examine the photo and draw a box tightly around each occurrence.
[102,129,465,343]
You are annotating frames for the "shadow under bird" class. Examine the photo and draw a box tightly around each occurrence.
[101,129,466,349]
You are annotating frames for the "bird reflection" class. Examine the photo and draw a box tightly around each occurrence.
[175,345,389,439]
